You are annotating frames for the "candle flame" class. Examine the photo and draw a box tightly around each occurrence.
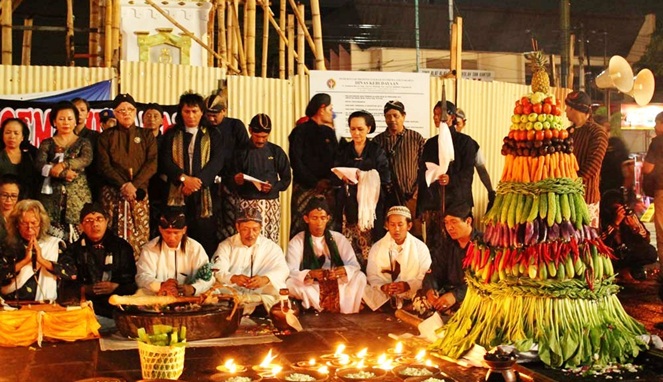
[335,344,346,356]
[308,358,316,366]
[376,354,394,370]
[317,365,329,374]
[260,349,277,368]
[377,353,387,364]
[424,359,433,367]
[339,354,351,365]
[356,359,366,369]
[356,348,368,358]
[394,342,403,354]
[224,359,238,373]
[415,350,426,361]
[271,365,283,375]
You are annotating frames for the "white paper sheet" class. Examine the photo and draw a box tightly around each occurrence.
[243,174,268,190]
[425,162,446,187]
[332,167,359,185]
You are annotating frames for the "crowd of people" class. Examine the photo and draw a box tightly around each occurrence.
[0,88,659,328]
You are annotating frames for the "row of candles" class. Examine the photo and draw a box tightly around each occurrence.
[218,342,434,377]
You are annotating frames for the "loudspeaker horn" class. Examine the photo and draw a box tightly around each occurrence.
[595,55,634,93]
[626,69,655,106]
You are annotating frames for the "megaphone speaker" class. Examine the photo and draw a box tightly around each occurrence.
[627,69,655,106]
[595,55,634,93]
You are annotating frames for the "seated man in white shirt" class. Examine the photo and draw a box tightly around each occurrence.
[286,196,366,314]
[212,207,289,315]
[135,207,214,297]
[364,206,432,311]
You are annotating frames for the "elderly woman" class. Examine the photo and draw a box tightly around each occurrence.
[36,101,93,241]
[0,118,38,199]
[0,199,74,302]
[333,110,390,265]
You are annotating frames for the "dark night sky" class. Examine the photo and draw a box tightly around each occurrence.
[5,0,662,67]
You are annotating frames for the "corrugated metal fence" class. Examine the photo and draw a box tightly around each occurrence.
[0,61,569,247]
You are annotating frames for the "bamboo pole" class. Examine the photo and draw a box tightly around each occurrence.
[310,0,325,70]
[261,1,269,78]
[296,4,305,76]
[89,0,102,67]
[278,0,285,79]
[207,0,216,67]
[144,0,239,73]
[567,33,575,88]
[217,0,227,69]
[287,14,294,79]
[256,0,308,74]
[454,17,462,104]
[21,17,31,65]
[246,0,256,76]
[2,0,13,65]
[112,0,121,66]
[227,0,235,69]
[66,0,74,66]
[287,0,316,55]
[229,2,247,74]
[104,0,113,67]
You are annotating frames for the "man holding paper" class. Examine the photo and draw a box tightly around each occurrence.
[417,101,478,249]
[232,114,291,243]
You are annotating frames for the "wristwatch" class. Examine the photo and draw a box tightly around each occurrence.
[179,174,186,183]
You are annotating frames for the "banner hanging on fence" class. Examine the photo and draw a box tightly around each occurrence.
[0,80,114,102]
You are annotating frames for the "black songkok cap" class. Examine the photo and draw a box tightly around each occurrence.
[79,202,108,222]
[159,207,187,229]
[565,91,592,114]
[144,103,164,115]
[384,100,406,115]
[305,93,332,118]
[113,93,137,109]
[443,202,473,220]
[249,113,272,133]
[304,195,331,215]
[236,207,263,224]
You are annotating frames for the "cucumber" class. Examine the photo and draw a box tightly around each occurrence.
[560,193,571,221]
[547,191,556,227]
[539,192,548,220]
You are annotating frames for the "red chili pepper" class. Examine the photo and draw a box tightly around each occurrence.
[570,237,579,261]
[585,267,594,291]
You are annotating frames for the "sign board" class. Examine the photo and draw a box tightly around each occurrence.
[309,70,431,139]
[621,103,663,129]
[421,68,494,82]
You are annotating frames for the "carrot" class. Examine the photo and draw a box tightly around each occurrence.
[542,154,549,180]
[523,157,531,183]
[560,153,568,178]
[530,156,538,182]
[535,154,545,182]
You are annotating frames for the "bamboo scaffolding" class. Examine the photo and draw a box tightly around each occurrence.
[287,14,294,79]
[256,0,307,74]
[112,0,121,66]
[246,0,256,76]
[216,0,227,69]
[227,0,235,69]
[229,2,247,74]
[66,0,74,66]
[310,0,325,70]
[207,0,216,67]
[144,0,239,73]
[261,1,269,78]
[89,0,102,67]
[21,17,31,65]
[104,0,113,67]
[296,4,305,76]
[287,0,316,56]
[2,0,13,65]
[278,0,285,79]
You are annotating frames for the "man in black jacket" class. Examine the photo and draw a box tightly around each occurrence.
[61,203,137,321]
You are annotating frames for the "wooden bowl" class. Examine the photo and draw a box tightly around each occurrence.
[392,365,440,380]
[336,367,387,382]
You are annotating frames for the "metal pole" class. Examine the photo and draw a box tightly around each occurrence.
[448,0,453,36]
[415,0,420,72]
[578,24,585,92]
[560,0,570,89]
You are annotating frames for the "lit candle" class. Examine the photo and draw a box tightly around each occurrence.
[339,354,351,365]
[415,350,426,362]
[308,358,317,366]
[259,349,277,368]
[394,342,404,354]
[424,359,434,367]
[225,359,238,373]
[356,359,366,369]
[356,348,368,358]
[335,344,346,357]
[271,365,283,375]
[317,365,330,374]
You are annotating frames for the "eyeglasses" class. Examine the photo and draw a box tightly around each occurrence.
[0,193,19,200]
[115,108,136,114]
[83,216,106,224]
[19,221,40,228]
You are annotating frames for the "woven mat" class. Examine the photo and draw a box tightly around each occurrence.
[99,317,280,351]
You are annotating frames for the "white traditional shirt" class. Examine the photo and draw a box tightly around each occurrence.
[286,230,366,314]
[364,232,431,311]
[135,237,213,296]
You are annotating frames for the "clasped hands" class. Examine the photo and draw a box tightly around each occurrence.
[425,289,456,312]
[380,281,410,296]
[305,267,347,285]
[231,274,270,289]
